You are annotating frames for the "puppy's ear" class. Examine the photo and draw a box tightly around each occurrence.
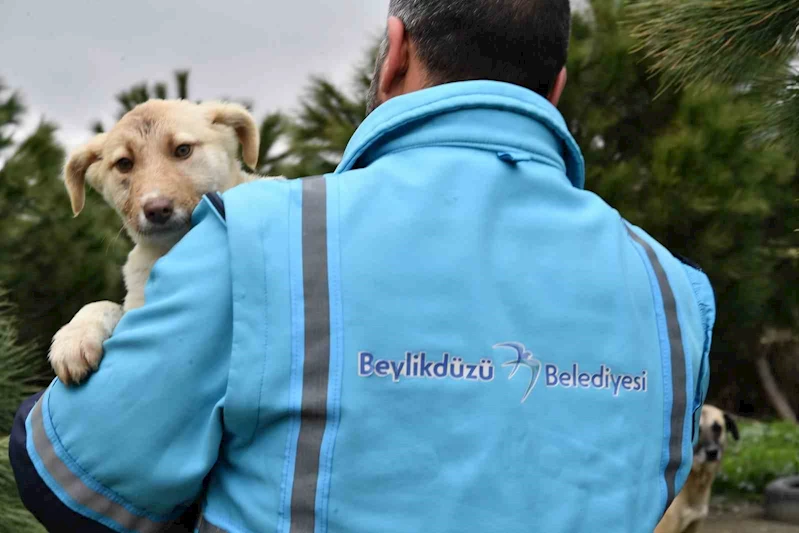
[724,413,740,441]
[204,102,260,169]
[64,133,107,216]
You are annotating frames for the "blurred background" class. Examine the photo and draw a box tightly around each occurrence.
[0,0,797,530]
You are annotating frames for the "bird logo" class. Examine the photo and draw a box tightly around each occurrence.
[493,342,542,403]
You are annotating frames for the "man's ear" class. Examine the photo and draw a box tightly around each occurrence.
[379,16,411,99]
[64,133,107,216]
[547,67,568,107]
[203,102,260,169]
[724,412,740,441]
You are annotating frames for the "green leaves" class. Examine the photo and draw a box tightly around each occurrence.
[715,419,799,499]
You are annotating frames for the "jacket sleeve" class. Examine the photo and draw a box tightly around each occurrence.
[680,262,716,445]
[9,197,231,532]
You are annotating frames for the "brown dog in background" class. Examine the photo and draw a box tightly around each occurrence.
[655,404,740,533]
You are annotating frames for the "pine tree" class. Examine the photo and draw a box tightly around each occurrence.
[91,70,191,133]
[0,292,46,533]
[564,0,799,421]
[626,0,799,149]
[625,0,799,420]
[280,43,377,177]
[0,80,127,353]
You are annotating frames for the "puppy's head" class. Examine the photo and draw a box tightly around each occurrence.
[693,404,739,471]
[64,99,259,247]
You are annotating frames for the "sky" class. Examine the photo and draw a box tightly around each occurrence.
[0,0,389,151]
[1,0,588,153]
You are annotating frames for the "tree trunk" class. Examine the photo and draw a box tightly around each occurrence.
[754,352,798,424]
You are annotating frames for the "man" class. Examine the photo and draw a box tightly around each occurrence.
[10,1,715,532]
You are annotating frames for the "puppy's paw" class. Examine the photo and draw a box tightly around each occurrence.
[49,321,108,386]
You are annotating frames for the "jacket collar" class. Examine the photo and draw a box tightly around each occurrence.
[336,80,585,189]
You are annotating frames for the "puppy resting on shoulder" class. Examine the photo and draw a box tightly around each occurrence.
[655,404,740,533]
[49,99,280,385]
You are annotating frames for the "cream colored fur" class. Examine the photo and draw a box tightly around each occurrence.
[655,405,739,533]
[49,99,281,384]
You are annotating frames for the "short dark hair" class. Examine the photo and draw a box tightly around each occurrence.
[388,0,572,97]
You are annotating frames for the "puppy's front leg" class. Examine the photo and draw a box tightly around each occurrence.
[49,301,124,385]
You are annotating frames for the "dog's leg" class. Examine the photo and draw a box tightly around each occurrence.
[655,502,681,533]
[49,301,124,385]
[683,520,703,533]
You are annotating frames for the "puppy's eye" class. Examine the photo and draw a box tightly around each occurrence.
[115,158,133,173]
[174,144,192,159]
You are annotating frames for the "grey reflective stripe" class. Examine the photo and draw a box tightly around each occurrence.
[627,228,687,508]
[198,516,228,533]
[290,176,330,533]
[30,398,169,533]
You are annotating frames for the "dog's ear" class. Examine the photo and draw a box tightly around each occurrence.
[724,412,740,441]
[204,102,260,170]
[64,133,107,216]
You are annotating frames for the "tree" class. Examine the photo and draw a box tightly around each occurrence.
[0,80,119,531]
[91,70,190,133]
[625,0,799,149]
[0,292,46,533]
[254,111,290,177]
[280,43,377,178]
[0,80,128,356]
[626,0,799,421]
[561,0,799,421]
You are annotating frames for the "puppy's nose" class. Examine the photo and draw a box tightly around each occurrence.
[706,449,719,461]
[143,198,174,225]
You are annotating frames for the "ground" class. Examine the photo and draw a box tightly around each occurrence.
[701,500,799,533]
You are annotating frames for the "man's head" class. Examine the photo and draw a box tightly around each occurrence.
[366,0,572,115]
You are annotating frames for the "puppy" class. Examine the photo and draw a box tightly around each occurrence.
[49,99,280,385]
[655,404,740,533]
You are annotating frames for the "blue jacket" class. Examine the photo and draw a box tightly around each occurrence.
[11,80,715,533]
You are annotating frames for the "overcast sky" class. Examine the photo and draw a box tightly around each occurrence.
[1,0,389,151]
[2,0,588,152]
